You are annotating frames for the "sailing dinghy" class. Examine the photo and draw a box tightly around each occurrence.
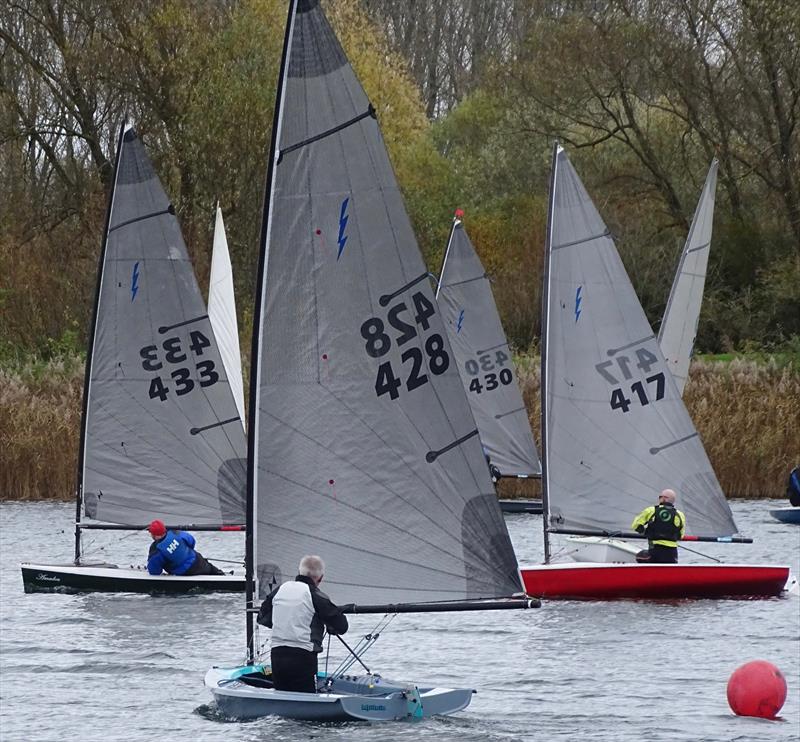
[205,0,535,722]
[436,213,542,515]
[21,126,247,594]
[518,145,790,599]
[567,160,720,563]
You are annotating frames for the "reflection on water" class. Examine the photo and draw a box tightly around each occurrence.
[1,500,798,741]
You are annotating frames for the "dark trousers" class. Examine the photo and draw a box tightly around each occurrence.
[183,552,225,576]
[271,646,318,693]
[635,544,678,564]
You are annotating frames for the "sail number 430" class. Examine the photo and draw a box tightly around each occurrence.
[360,291,449,401]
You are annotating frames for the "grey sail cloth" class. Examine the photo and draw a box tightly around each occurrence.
[658,160,718,396]
[251,0,520,605]
[542,146,737,538]
[82,127,246,526]
[436,219,541,477]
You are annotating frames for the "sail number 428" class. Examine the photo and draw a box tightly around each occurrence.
[360,291,449,401]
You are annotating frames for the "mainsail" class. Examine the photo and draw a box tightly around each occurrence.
[249,0,520,606]
[541,145,737,542]
[658,160,718,396]
[208,205,246,425]
[436,216,541,477]
[79,126,246,527]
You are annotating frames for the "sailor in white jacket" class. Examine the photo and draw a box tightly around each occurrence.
[257,555,349,692]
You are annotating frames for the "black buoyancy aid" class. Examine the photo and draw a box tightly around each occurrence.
[644,504,683,542]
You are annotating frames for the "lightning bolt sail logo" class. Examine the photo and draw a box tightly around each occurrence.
[131,262,140,302]
[574,285,582,323]
[456,309,465,333]
[337,197,350,260]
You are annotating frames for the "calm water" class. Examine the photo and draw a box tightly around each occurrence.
[1,500,798,742]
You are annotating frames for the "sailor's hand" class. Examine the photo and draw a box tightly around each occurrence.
[635,525,645,534]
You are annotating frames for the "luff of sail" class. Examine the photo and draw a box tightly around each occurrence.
[81,127,246,526]
[542,145,737,538]
[436,217,541,478]
[658,160,718,396]
[250,0,520,605]
[208,206,246,426]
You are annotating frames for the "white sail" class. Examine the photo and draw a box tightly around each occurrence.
[541,145,737,543]
[658,160,718,395]
[208,206,246,426]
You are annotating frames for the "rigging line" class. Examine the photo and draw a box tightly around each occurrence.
[677,542,722,562]
[90,396,222,494]
[378,271,432,307]
[606,335,656,356]
[440,273,487,290]
[476,342,509,354]
[494,406,527,420]
[190,417,242,435]
[108,205,175,233]
[158,314,210,334]
[425,429,480,463]
[269,388,469,547]
[335,634,371,673]
[277,104,376,163]
[649,433,699,455]
[551,229,611,251]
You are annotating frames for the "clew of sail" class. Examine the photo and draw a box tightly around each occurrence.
[208,205,246,426]
[542,145,737,540]
[436,216,540,478]
[658,160,718,396]
[249,0,521,607]
[80,127,246,527]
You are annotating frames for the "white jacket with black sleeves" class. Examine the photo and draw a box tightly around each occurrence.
[257,575,349,653]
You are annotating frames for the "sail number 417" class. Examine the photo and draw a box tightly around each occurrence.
[594,348,666,413]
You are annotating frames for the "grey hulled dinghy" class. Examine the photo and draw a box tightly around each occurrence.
[204,0,537,722]
[21,127,247,594]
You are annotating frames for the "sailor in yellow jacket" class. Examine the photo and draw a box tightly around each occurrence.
[631,489,686,564]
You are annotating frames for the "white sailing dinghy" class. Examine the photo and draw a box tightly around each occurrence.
[205,0,535,722]
[21,126,247,594]
[568,160,720,562]
[436,212,542,514]
[518,145,790,599]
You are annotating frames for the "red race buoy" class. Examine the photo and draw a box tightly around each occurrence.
[727,660,787,719]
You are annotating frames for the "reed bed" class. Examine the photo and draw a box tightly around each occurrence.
[0,355,797,501]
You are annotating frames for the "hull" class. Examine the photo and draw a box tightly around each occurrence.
[520,562,792,600]
[204,666,473,722]
[770,507,800,525]
[20,562,245,594]
[499,499,543,514]
[564,537,639,563]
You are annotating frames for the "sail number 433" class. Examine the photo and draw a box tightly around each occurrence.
[594,347,666,413]
[139,330,218,402]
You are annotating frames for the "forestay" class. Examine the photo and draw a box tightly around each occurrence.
[208,206,246,425]
[658,160,718,396]
[81,127,246,526]
[250,0,520,605]
[436,217,540,477]
[542,146,737,538]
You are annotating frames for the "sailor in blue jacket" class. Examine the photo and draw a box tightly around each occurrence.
[146,520,224,576]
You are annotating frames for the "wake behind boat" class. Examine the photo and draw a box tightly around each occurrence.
[204,0,537,723]
[518,145,790,600]
[21,126,247,595]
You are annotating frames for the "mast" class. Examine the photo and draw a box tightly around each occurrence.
[434,213,460,299]
[74,122,126,565]
[540,142,559,564]
[245,0,297,665]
